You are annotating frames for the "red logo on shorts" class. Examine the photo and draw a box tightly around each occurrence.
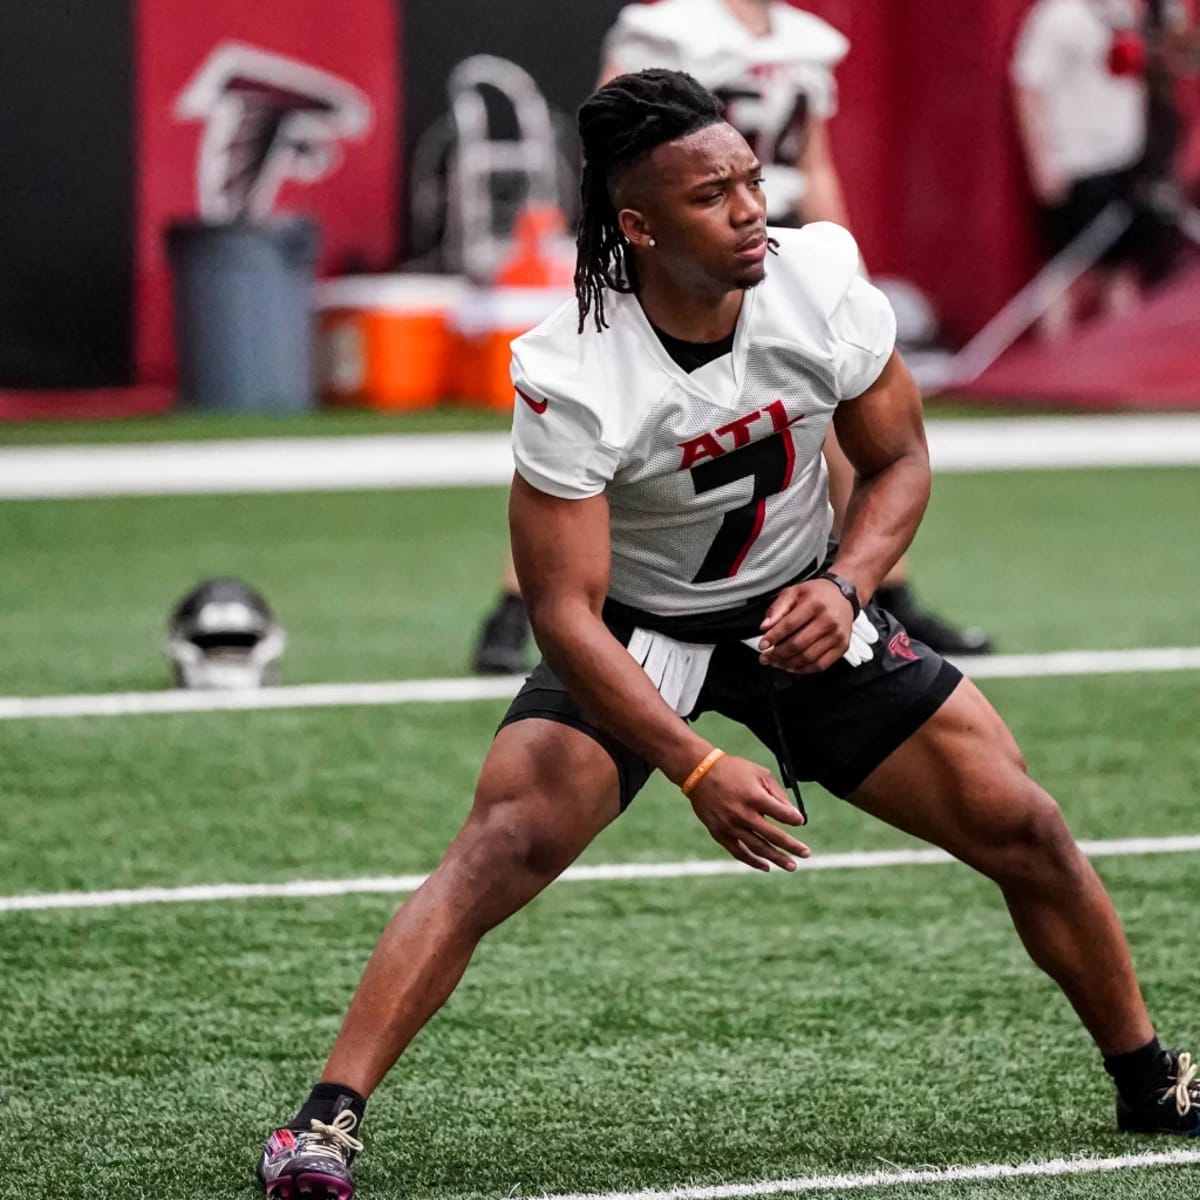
[888,631,919,662]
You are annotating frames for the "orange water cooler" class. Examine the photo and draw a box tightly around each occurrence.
[449,286,573,410]
[316,275,465,410]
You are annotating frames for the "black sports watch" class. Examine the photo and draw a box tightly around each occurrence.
[818,571,861,618]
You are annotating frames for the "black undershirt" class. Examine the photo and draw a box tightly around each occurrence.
[650,321,735,374]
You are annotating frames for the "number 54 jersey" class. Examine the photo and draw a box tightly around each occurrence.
[510,223,897,619]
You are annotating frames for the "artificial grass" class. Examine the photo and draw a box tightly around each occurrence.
[3,858,1198,1199]
[2,468,1198,697]
[1,672,1196,896]
[3,455,1198,1199]
[0,405,513,446]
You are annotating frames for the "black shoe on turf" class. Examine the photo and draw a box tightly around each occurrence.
[257,1111,362,1199]
[1116,1049,1200,1136]
[875,583,993,656]
[472,593,531,675]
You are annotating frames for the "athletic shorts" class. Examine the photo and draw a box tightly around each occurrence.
[1041,168,1176,282]
[496,597,962,809]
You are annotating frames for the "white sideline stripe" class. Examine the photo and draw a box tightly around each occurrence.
[0,676,523,720]
[2,414,1200,498]
[0,646,1198,721]
[4,834,1200,914]
[955,645,1200,680]
[0,433,514,498]
[533,1149,1200,1200]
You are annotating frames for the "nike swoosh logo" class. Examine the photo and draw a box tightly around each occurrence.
[516,387,548,415]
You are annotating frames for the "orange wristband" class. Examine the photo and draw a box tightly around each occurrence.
[681,748,726,798]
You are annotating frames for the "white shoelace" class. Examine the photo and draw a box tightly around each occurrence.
[299,1109,364,1160]
[1165,1052,1199,1117]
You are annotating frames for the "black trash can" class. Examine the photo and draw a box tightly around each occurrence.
[166,217,321,414]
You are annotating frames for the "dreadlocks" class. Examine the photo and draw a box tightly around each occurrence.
[574,70,724,333]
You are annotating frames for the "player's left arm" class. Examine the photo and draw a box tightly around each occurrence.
[796,118,852,229]
[826,350,930,597]
[758,351,929,673]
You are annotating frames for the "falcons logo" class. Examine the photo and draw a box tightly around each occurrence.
[175,43,371,220]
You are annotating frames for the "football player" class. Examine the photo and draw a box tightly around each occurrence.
[259,72,1196,1200]
[473,0,989,676]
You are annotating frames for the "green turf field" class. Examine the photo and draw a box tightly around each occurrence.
[2,449,1199,1199]
[2,468,1198,695]
[0,406,513,446]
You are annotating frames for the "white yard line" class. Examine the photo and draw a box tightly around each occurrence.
[951,645,1200,680]
[0,676,523,720]
[3,834,1199,914]
[0,433,514,498]
[2,414,1199,498]
[0,646,1197,722]
[530,1149,1200,1200]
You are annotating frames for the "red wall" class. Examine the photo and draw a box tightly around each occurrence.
[134,0,400,384]
[801,0,1040,343]
[125,0,1157,385]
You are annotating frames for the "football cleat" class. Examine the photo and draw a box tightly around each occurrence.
[257,1110,363,1199]
[875,583,992,656]
[1116,1049,1200,1136]
[472,593,531,675]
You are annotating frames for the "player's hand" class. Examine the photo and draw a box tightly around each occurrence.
[687,755,811,873]
[756,579,854,674]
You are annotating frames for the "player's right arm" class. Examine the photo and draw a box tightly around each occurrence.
[795,117,852,228]
[509,472,810,872]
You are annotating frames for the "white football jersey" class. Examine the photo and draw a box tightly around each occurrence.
[510,223,896,618]
[603,0,849,218]
[1011,0,1145,181]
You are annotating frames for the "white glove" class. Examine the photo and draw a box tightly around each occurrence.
[842,609,880,668]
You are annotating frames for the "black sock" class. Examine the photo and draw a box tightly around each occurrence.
[1104,1036,1165,1100]
[288,1081,367,1133]
[875,582,911,610]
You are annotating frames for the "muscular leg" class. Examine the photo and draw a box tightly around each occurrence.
[321,720,622,1097]
[847,678,1154,1057]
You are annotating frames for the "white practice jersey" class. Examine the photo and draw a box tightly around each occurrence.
[1011,0,1145,182]
[603,0,849,219]
[510,223,896,618]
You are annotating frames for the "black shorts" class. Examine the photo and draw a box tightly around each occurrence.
[496,597,962,809]
[1041,168,1176,282]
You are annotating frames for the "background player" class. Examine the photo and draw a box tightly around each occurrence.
[262,70,1196,1200]
[473,0,990,674]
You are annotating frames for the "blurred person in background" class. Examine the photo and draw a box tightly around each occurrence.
[1012,0,1187,338]
[472,0,991,676]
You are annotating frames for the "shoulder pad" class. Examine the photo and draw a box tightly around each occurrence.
[768,223,861,317]
[612,0,694,40]
[770,8,850,67]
